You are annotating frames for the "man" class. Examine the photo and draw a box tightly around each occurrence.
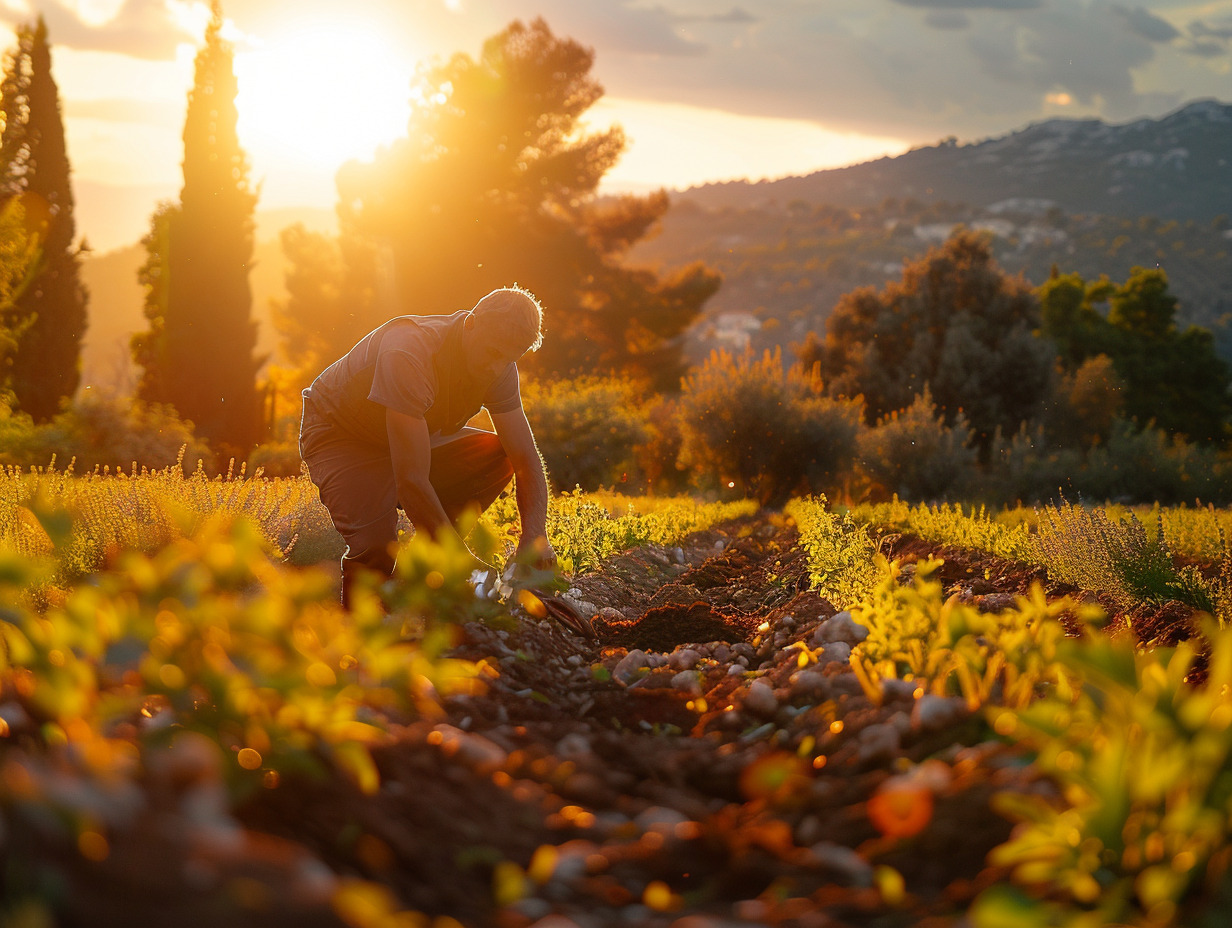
[299,286,556,606]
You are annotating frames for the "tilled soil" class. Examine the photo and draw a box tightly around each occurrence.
[30,512,1209,928]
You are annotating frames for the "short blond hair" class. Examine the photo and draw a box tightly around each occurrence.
[472,286,544,353]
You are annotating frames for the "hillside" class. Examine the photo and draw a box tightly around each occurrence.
[630,103,1232,366]
[678,99,1232,224]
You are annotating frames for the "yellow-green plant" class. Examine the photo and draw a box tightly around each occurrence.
[851,496,1036,563]
[976,625,1232,928]
[849,558,1093,710]
[786,495,883,609]
[1036,501,1222,622]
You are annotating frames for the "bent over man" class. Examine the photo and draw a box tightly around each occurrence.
[299,286,556,606]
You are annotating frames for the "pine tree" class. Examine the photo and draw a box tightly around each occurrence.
[336,19,718,386]
[0,17,88,421]
[137,1,260,456]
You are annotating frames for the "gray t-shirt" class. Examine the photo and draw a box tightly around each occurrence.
[303,312,520,446]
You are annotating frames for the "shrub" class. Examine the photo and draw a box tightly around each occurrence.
[1080,420,1232,505]
[856,387,977,501]
[633,395,690,495]
[678,348,862,505]
[247,439,306,478]
[521,376,649,492]
[0,393,214,473]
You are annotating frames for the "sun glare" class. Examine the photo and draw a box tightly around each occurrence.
[234,23,414,179]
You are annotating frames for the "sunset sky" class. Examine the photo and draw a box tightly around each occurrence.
[1,0,1229,251]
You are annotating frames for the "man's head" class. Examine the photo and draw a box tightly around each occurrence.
[463,286,544,382]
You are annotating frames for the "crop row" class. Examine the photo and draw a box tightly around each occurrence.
[0,474,752,924]
[789,495,1232,926]
[849,496,1232,624]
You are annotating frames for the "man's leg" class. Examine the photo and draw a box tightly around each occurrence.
[428,428,515,522]
[300,419,399,606]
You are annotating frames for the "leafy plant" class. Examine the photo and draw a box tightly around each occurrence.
[785,495,882,608]
[848,557,1092,710]
[977,625,1232,927]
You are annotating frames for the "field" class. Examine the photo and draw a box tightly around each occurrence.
[2,472,1232,927]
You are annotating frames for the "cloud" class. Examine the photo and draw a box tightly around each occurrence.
[581,0,1219,143]
[680,7,758,24]
[1111,5,1181,43]
[490,0,707,56]
[891,0,1041,9]
[0,0,196,60]
[924,10,971,28]
[1190,16,1232,40]
[1182,38,1227,57]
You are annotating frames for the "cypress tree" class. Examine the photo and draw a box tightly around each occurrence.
[0,17,88,421]
[142,0,259,457]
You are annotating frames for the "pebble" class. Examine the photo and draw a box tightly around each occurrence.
[671,671,703,696]
[819,641,851,665]
[614,649,651,685]
[744,679,778,717]
[670,917,756,928]
[790,668,830,701]
[514,900,555,921]
[732,643,756,661]
[727,664,745,676]
[881,678,919,703]
[432,725,507,773]
[812,611,870,647]
[561,594,599,619]
[556,733,592,757]
[635,806,690,833]
[913,694,969,732]
[674,547,686,564]
[810,841,873,886]
[856,722,901,765]
[562,772,610,806]
[597,607,625,623]
[669,649,702,671]
[528,915,581,928]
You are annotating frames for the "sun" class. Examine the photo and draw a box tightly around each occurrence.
[234,22,416,180]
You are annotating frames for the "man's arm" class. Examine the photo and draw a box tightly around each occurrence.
[490,405,554,568]
[386,407,461,547]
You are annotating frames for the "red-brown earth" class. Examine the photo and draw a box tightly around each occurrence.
[8,514,1214,927]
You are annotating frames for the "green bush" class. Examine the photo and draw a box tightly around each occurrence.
[856,387,977,501]
[1080,420,1232,505]
[678,348,862,505]
[0,393,214,473]
[520,376,649,492]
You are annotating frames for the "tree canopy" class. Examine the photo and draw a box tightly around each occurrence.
[1039,266,1232,444]
[133,1,260,457]
[330,18,718,386]
[0,17,87,422]
[821,229,1054,458]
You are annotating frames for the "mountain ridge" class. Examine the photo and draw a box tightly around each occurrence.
[675,99,1232,221]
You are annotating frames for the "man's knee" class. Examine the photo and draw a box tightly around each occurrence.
[342,513,398,576]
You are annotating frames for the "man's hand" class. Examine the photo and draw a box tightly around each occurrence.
[515,534,557,572]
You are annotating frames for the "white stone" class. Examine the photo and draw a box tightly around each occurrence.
[613,649,650,685]
[820,641,851,665]
[912,694,969,733]
[744,678,778,717]
[812,611,870,646]
[856,722,901,765]
[669,648,702,671]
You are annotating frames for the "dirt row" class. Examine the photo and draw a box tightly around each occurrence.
[27,512,1197,928]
